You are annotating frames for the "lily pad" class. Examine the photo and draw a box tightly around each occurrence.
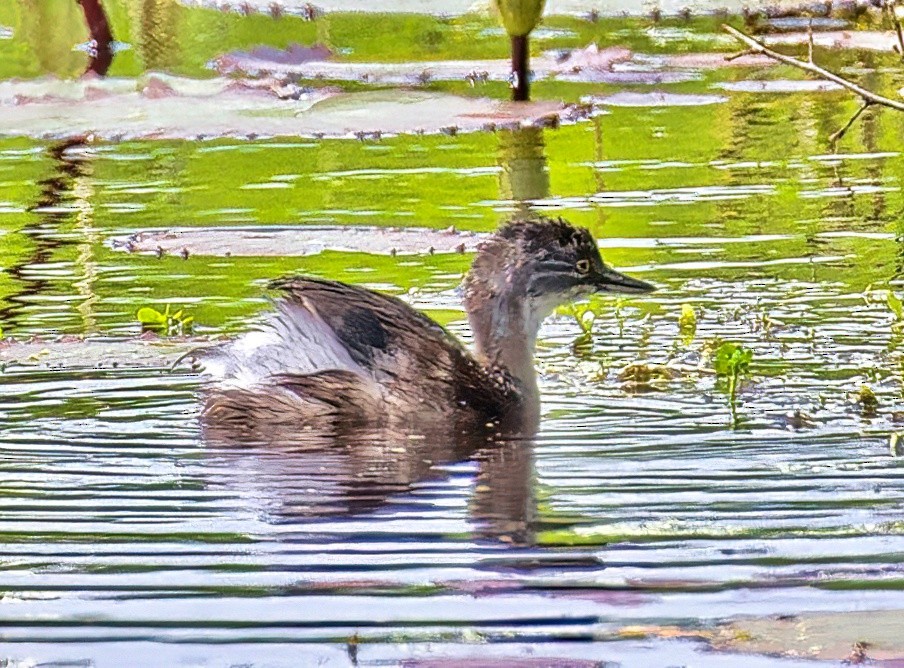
[594,91,728,107]
[764,30,898,51]
[0,336,210,371]
[714,79,844,93]
[110,225,486,257]
[0,79,568,140]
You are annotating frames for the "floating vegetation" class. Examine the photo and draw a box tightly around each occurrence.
[856,384,879,416]
[137,305,194,337]
[619,362,678,391]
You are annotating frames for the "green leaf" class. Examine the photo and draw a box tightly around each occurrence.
[137,307,166,326]
[713,342,753,377]
[713,342,737,376]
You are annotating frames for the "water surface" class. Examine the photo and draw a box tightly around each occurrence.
[3,7,904,667]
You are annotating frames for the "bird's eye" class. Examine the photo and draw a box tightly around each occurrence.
[575,259,591,275]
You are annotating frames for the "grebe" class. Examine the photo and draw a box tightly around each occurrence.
[200,217,654,436]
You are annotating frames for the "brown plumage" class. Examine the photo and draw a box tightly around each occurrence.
[199,217,654,439]
[201,277,523,435]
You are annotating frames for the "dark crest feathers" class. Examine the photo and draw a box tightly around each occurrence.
[495,216,595,257]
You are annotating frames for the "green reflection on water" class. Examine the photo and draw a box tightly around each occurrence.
[0,1,775,80]
[0,89,902,335]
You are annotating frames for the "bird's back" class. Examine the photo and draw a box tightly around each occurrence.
[200,277,521,433]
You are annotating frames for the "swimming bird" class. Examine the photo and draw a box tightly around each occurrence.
[200,217,654,437]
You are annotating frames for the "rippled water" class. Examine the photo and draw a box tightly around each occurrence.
[4,30,904,664]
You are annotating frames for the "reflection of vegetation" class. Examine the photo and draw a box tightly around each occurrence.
[0,139,90,335]
[14,0,87,77]
[0,6,753,80]
[130,0,181,70]
[497,126,549,215]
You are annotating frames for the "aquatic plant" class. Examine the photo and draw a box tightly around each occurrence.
[678,303,697,343]
[558,302,596,336]
[713,341,753,426]
[137,305,194,336]
[493,0,546,100]
[619,362,675,391]
[856,384,879,416]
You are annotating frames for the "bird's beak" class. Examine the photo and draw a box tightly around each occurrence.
[594,266,656,294]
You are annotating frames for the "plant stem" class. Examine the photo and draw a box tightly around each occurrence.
[729,373,738,427]
[77,0,115,76]
[511,34,530,101]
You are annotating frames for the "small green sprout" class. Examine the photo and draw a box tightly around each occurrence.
[678,303,697,343]
[713,341,753,426]
[558,302,596,336]
[137,305,194,337]
[679,303,697,329]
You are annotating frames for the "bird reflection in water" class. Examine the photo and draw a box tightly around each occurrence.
[203,420,537,545]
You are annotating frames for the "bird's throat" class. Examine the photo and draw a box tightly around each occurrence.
[468,294,540,401]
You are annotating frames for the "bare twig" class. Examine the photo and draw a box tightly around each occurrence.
[807,17,814,63]
[885,1,904,59]
[725,48,756,61]
[722,24,904,112]
[829,101,872,149]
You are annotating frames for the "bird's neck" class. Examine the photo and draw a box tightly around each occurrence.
[465,286,541,402]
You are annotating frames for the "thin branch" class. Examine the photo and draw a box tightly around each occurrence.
[722,24,904,112]
[725,48,756,61]
[807,17,814,63]
[829,101,872,149]
[886,1,904,59]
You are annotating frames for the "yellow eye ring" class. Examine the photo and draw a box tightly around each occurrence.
[575,259,591,274]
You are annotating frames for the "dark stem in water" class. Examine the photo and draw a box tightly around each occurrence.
[510,34,530,102]
[77,0,115,76]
